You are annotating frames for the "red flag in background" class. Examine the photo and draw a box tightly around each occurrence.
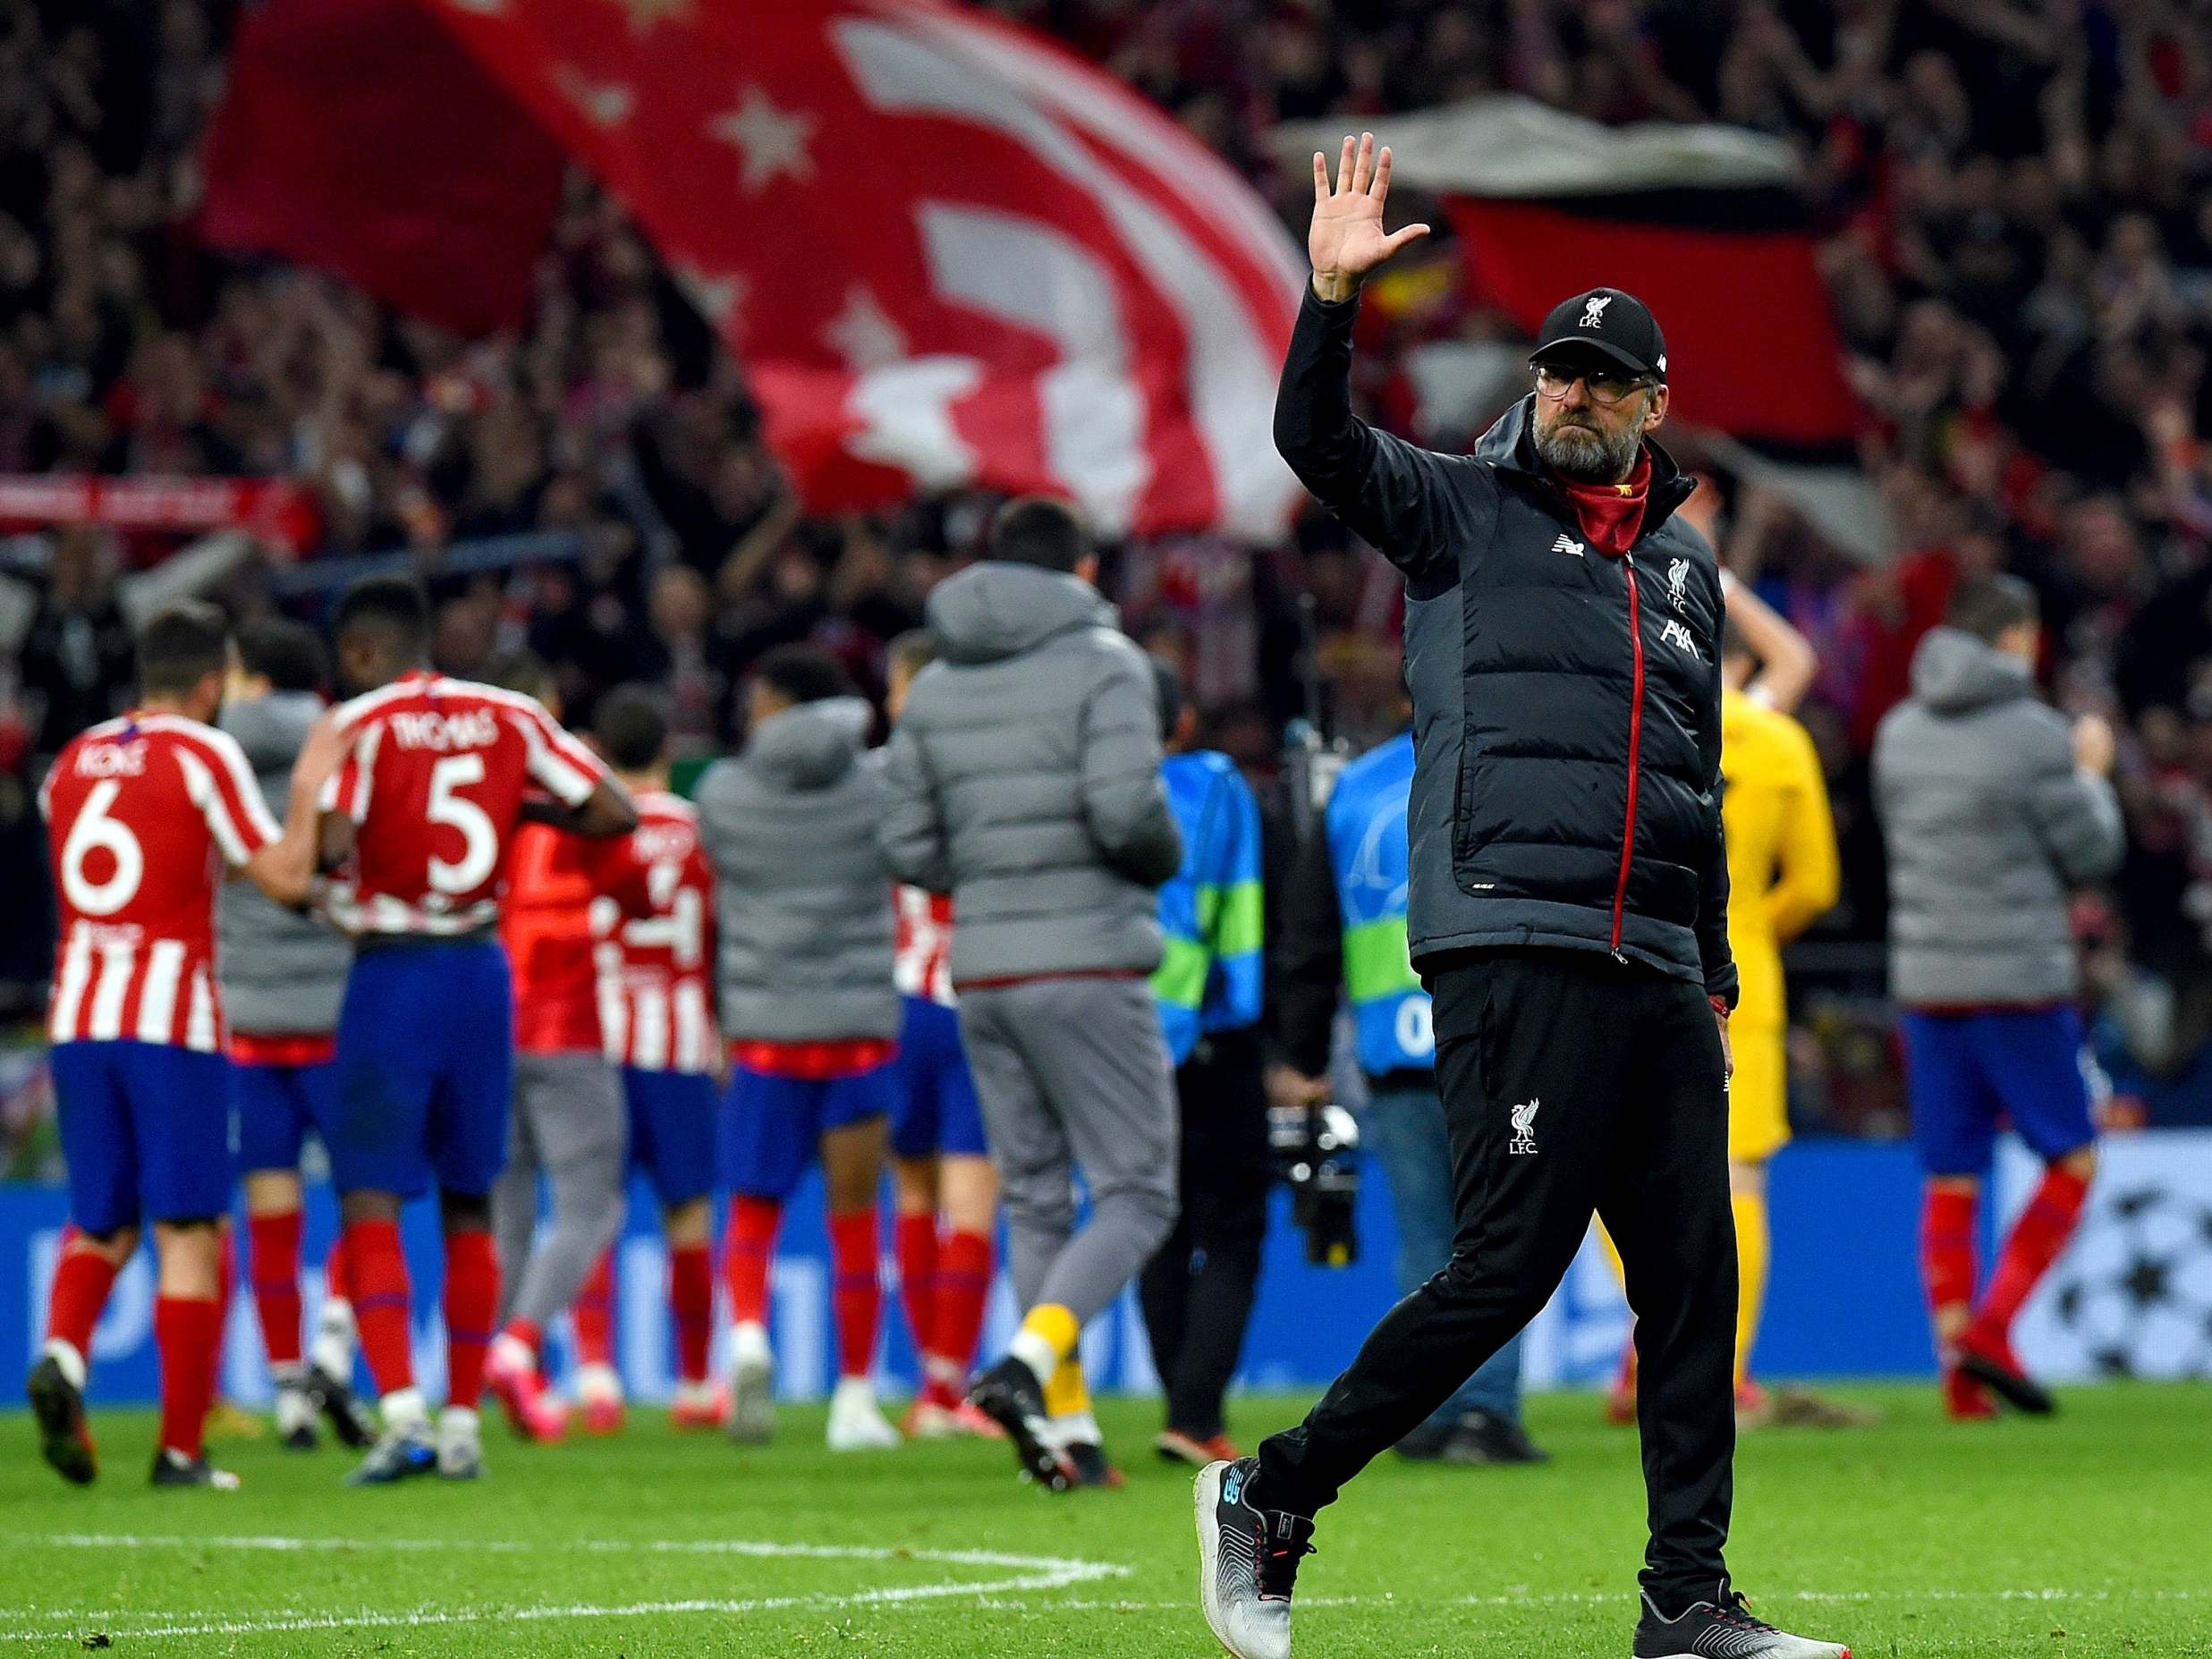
[1443,198,1857,452]
[200,0,564,335]
[202,0,1306,537]
[1278,96,1860,453]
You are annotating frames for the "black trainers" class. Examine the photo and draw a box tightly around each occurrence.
[1440,1409,1551,1466]
[27,1354,97,1486]
[1953,1334,2055,1416]
[1063,1441,1124,1489]
[1194,1458,1314,1659]
[150,1448,241,1490]
[301,1360,378,1449]
[1632,1587,1850,1657]
[966,1359,1074,1493]
[1392,1417,1455,1461]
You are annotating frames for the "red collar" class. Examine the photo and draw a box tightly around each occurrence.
[1555,453,1652,558]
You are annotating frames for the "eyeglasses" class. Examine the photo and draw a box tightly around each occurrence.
[1532,364,1652,406]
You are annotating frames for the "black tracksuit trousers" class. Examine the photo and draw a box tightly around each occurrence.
[1139,1027,1273,1439]
[1256,947,1737,1607]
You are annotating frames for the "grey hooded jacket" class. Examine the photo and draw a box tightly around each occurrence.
[696,696,898,1043]
[216,692,352,1037]
[1873,627,2125,1007]
[878,562,1182,985]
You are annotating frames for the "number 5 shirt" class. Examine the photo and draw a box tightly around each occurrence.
[41,711,283,1051]
[318,671,605,938]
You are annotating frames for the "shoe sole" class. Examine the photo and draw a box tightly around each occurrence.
[967,1377,1072,1493]
[1192,1461,1238,1657]
[27,1360,95,1486]
[1954,1350,2055,1416]
[728,1356,775,1444]
[1640,1651,1851,1659]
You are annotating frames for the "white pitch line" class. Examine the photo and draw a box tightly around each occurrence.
[0,1535,1128,1646]
[11,1533,1107,1572]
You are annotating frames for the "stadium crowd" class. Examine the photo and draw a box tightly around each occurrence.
[4,0,2212,1130]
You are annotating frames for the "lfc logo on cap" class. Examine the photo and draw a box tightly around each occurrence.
[1580,294,1612,329]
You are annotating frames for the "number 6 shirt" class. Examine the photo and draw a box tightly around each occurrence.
[41,712,283,1051]
[318,671,605,938]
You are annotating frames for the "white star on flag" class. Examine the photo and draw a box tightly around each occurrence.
[823,284,907,370]
[710,87,816,195]
[673,265,748,332]
[554,65,633,129]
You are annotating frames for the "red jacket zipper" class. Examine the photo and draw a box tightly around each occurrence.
[1611,554,1645,955]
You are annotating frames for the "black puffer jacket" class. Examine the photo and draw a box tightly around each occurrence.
[1276,288,1736,1005]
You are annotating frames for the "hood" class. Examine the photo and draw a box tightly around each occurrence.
[743,696,871,791]
[220,690,325,773]
[925,562,1114,666]
[1909,626,2033,715]
[1471,394,1694,531]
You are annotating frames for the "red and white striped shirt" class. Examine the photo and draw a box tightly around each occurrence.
[40,713,281,1052]
[594,791,719,1074]
[319,672,604,937]
[893,885,955,1009]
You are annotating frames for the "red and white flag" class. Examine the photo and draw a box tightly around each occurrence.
[206,0,1306,539]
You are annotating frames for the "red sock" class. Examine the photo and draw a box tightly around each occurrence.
[828,1208,882,1382]
[894,1213,938,1358]
[573,1248,615,1368]
[668,1243,713,1384]
[723,1198,781,1327]
[443,1229,499,1411]
[931,1229,994,1379]
[248,1210,305,1370]
[1974,1164,2091,1341]
[155,1295,221,1460]
[343,1219,415,1396]
[323,1234,351,1305]
[1920,1185,1979,1326]
[212,1226,236,1397]
[45,1241,121,1362]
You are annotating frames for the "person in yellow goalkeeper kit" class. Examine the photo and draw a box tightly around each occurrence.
[1606,520,1852,1426]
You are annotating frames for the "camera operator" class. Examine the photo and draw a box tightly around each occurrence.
[1270,683,1547,1468]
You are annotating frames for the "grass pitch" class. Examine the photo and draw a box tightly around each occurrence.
[3,1384,2208,1656]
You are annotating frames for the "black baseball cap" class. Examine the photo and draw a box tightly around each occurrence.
[1530,287,1667,383]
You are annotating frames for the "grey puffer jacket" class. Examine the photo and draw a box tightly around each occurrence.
[879,562,1182,985]
[217,692,352,1036]
[696,697,898,1043]
[1873,627,2125,1007]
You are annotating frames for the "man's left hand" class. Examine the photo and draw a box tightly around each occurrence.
[1710,997,1733,1082]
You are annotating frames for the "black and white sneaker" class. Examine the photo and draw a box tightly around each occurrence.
[966,1359,1074,1493]
[301,1361,378,1449]
[150,1448,242,1490]
[1194,1458,1314,1659]
[1442,1409,1551,1466]
[1632,1587,1850,1657]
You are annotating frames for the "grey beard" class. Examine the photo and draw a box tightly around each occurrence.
[1535,418,1641,485]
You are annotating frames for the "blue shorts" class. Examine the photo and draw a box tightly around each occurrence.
[890,996,988,1160]
[330,939,514,1200]
[1901,1006,2099,1177]
[718,1061,895,1202]
[233,1059,339,1173]
[51,1040,233,1236]
[624,1067,718,1208]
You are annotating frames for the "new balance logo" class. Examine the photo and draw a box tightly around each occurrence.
[1580,294,1613,329]
[1509,1098,1540,1155]
[1660,618,1700,658]
[1551,533,1585,557]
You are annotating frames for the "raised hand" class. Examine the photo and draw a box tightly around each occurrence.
[1308,131,1430,302]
